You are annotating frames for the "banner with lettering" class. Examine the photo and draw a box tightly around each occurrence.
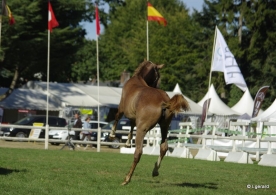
[252,86,269,118]
[211,26,248,91]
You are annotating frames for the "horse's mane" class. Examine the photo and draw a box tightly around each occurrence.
[132,60,151,77]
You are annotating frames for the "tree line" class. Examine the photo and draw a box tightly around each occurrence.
[0,0,275,109]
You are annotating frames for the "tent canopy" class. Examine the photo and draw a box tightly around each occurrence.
[0,88,62,110]
[251,99,276,122]
[23,82,100,107]
[231,89,254,116]
[198,84,240,116]
[74,84,121,106]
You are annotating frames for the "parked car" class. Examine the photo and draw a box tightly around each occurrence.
[48,121,108,145]
[0,122,10,136]
[3,115,67,138]
[103,118,132,149]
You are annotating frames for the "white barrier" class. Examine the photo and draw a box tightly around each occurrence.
[168,122,194,158]
[193,122,220,161]
[221,122,253,164]
[1,121,276,167]
[118,125,165,155]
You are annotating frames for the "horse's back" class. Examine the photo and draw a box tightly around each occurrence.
[122,77,169,106]
[120,77,168,123]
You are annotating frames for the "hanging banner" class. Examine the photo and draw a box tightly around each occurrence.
[200,98,211,128]
[252,86,269,118]
[211,27,248,91]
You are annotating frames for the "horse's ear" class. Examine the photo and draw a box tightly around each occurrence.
[144,58,147,62]
[157,64,164,69]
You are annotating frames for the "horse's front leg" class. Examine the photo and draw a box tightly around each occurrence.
[125,124,135,148]
[110,108,123,138]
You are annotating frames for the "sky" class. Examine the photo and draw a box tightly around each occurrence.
[84,0,204,40]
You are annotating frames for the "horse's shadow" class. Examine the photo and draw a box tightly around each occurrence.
[173,182,218,189]
[0,168,26,175]
[150,180,218,189]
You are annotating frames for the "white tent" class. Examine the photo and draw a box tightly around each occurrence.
[198,84,240,116]
[251,99,276,122]
[251,99,276,149]
[231,89,254,116]
[231,89,263,117]
[23,81,100,107]
[0,88,62,110]
[23,81,206,115]
[173,83,182,93]
[74,84,121,107]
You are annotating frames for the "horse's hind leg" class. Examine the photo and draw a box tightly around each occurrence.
[152,127,168,177]
[110,106,124,138]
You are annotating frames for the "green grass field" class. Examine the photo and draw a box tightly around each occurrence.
[0,147,275,195]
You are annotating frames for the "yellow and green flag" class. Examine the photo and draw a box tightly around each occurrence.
[147,2,167,26]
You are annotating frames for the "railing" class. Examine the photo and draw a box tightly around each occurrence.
[1,122,276,157]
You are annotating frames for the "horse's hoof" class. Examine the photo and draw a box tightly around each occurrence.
[121,181,129,185]
[152,171,159,177]
[125,144,131,148]
[109,134,115,138]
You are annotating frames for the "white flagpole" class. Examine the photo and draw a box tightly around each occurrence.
[96,31,100,152]
[208,26,218,91]
[45,24,50,150]
[204,26,217,122]
[147,20,149,60]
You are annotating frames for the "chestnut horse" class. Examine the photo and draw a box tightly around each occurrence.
[110,60,190,185]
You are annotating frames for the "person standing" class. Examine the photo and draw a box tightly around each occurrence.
[73,113,82,147]
[81,116,92,149]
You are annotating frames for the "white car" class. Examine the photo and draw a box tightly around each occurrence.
[49,121,108,145]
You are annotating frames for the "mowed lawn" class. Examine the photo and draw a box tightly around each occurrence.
[0,147,275,195]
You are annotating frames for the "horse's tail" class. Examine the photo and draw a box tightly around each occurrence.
[162,94,190,114]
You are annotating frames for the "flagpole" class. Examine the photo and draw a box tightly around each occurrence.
[146,0,149,60]
[45,24,50,150]
[0,17,2,48]
[208,26,217,91]
[147,20,149,60]
[94,4,101,152]
[204,26,217,123]
[96,33,100,152]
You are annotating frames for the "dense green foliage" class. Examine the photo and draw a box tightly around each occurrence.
[80,0,214,101]
[1,0,276,108]
[1,147,276,194]
[0,0,94,87]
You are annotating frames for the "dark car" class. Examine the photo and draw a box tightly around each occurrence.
[103,118,132,149]
[88,121,109,141]
[5,115,67,138]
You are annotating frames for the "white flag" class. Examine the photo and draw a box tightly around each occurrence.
[211,27,248,91]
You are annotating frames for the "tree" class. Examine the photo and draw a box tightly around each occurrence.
[96,0,214,101]
[191,0,276,108]
[0,0,94,101]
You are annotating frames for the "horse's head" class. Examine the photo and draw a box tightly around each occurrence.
[133,60,164,88]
